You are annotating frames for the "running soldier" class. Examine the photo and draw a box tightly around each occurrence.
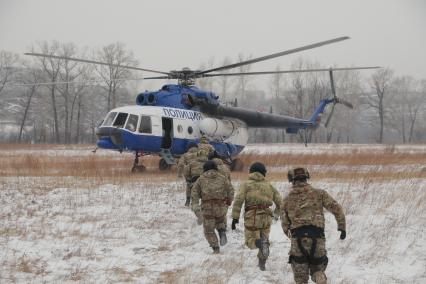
[184,145,209,224]
[231,162,282,271]
[282,167,346,284]
[191,161,234,254]
[198,135,215,157]
[209,151,231,181]
[177,142,198,207]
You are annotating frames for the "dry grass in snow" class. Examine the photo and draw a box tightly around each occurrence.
[0,143,425,283]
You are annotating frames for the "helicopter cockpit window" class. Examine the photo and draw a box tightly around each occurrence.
[103,112,117,126]
[125,114,138,132]
[113,112,128,128]
[139,115,152,134]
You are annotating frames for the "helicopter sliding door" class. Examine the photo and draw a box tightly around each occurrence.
[161,117,173,149]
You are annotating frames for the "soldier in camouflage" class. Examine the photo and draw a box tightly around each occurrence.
[191,160,234,253]
[231,162,282,271]
[184,146,210,224]
[281,167,346,284]
[198,135,215,158]
[177,142,199,207]
[209,151,231,181]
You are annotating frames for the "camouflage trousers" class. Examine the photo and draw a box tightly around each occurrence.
[289,237,328,284]
[203,213,227,248]
[244,213,272,260]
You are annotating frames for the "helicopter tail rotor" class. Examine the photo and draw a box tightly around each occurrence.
[324,68,354,128]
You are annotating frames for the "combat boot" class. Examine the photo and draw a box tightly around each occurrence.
[218,229,227,246]
[212,246,220,254]
[185,197,190,207]
[255,234,270,258]
[258,258,266,271]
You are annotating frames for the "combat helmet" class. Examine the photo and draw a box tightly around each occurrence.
[203,160,218,172]
[249,162,267,177]
[288,167,310,182]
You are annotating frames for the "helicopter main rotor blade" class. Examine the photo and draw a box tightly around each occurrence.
[3,77,145,87]
[24,53,171,76]
[197,36,350,75]
[201,66,381,78]
[142,76,171,80]
[329,69,336,98]
[324,103,336,128]
[338,98,354,109]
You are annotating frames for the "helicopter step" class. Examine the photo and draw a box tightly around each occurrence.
[159,148,175,171]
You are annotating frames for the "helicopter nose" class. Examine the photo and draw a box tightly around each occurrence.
[96,127,123,147]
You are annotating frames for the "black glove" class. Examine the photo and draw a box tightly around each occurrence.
[231,219,239,230]
[339,229,346,240]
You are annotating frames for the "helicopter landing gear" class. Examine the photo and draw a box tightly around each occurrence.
[131,151,146,173]
[159,158,172,171]
[230,158,244,172]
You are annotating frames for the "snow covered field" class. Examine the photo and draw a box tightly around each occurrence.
[1,144,425,283]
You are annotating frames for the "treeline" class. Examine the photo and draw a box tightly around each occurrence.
[0,43,425,144]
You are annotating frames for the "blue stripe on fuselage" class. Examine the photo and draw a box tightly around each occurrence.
[97,128,244,157]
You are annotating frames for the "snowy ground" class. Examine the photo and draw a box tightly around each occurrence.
[1,144,425,283]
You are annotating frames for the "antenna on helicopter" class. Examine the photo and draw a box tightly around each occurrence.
[324,68,354,128]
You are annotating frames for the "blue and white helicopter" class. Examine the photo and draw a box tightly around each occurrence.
[26,36,379,171]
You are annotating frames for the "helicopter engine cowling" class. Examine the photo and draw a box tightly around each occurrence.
[199,118,237,139]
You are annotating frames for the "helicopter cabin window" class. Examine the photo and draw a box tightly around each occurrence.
[113,112,128,128]
[103,112,117,126]
[125,114,138,132]
[187,126,193,134]
[139,115,152,134]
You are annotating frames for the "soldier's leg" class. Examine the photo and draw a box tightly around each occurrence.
[289,238,310,284]
[244,228,260,249]
[203,217,219,252]
[184,182,191,207]
[309,238,328,284]
[216,215,227,246]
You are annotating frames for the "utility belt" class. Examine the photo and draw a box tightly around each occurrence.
[245,204,270,212]
[289,225,327,265]
[202,198,227,205]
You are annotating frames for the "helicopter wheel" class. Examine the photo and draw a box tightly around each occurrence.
[230,158,244,172]
[159,158,172,171]
[131,165,146,173]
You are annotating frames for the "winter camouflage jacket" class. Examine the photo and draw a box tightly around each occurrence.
[177,147,198,177]
[198,141,215,158]
[232,172,282,221]
[183,151,208,181]
[191,169,234,217]
[281,181,346,237]
[212,158,231,181]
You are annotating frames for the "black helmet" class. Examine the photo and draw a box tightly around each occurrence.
[288,167,310,182]
[203,160,218,172]
[186,142,197,151]
[249,162,267,176]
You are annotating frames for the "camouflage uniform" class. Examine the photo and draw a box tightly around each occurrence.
[192,169,234,250]
[212,158,231,181]
[184,150,209,222]
[232,172,282,260]
[177,147,198,202]
[198,136,215,158]
[281,181,346,284]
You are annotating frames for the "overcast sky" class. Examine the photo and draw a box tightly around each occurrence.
[1,0,425,90]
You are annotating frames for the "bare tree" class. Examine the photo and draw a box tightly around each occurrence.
[94,42,138,111]
[216,56,233,103]
[234,53,252,104]
[32,41,63,143]
[0,51,19,96]
[367,68,394,143]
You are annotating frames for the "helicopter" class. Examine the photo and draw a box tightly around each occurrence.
[25,36,379,172]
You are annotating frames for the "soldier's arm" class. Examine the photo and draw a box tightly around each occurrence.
[322,190,346,231]
[272,185,283,216]
[191,179,201,212]
[176,156,185,177]
[231,184,247,219]
[226,179,235,203]
[280,198,291,238]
